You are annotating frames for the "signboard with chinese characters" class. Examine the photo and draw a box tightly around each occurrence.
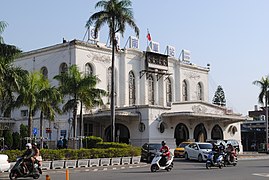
[88,26,100,42]
[129,36,139,49]
[150,41,160,53]
[145,51,168,71]
[167,45,175,57]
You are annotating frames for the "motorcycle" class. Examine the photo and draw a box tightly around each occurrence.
[206,151,224,169]
[150,151,174,172]
[9,156,42,180]
[224,150,237,166]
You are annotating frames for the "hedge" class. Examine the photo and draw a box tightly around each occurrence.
[3,146,141,162]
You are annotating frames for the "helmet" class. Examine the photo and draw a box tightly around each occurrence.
[26,143,32,149]
[32,142,37,147]
[161,141,166,146]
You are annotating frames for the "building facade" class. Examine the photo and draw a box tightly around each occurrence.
[12,39,244,150]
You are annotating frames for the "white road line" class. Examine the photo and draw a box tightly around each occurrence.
[252,173,269,178]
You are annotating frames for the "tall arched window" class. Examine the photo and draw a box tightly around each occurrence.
[107,67,112,104]
[166,78,172,103]
[85,63,93,76]
[197,82,203,100]
[40,66,48,79]
[59,63,68,74]
[129,71,135,105]
[148,75,154,105]
[182,80,188,101]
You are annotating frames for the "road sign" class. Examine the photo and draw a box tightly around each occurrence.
[33,128,37,136]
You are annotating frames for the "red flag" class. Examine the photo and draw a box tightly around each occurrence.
[147,31,151,41]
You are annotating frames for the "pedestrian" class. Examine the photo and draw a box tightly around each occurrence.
[63,136,68,149]
[57,137,63,149]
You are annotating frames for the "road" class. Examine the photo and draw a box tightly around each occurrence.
[1,158,269,180]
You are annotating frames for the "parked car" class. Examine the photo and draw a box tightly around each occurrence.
[225,139,240,153]
[141,143,162,163]
[0,154,10,172]
[184,142,213,162]
[174,142,192,158]
[206,139,227,148]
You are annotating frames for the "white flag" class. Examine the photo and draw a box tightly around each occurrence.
[88,27,99,42]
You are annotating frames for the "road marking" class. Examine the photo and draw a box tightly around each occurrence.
[252,173,269,178]
[121,167,125,169]
[93,169,98,171]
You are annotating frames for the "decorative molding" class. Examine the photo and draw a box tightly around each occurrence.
[87,53,111,64]
[192,105,207,113]
[184,72,200,80]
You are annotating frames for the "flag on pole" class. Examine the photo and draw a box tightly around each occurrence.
[146,29,151,41]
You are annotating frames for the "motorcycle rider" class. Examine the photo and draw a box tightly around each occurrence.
[22,143,35,174]
[159,141,170,166]
[226,143,235,162]
[32,142,42,173]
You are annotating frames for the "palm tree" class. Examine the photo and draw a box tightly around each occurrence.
[253,76,269,152]
[16,71,49,138]
[0,21,8,43]
[86,0,139,142]
[54,65,106,145]
[36,81,62,148]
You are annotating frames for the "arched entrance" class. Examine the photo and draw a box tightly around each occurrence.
[105,123,130,144]
[194,123,207,142]
[211,125,223,140]
[174,123,189,146]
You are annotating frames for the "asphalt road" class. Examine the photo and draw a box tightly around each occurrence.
[1,158,269,180]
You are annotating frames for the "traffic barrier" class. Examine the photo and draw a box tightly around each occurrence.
[111,157,121,165]
[41,161,52,170]
[131,156,141,164]
[65,160,77,168]
[77,159,90,168]
[100,158,111,166]
[89,158,100,167]
[121,157,131,165]
[66,169,69,180]
[51,160,65,169]
[46,174,50,180]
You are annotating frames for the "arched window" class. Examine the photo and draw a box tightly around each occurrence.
[129,71,135,105]
[197,82,203,100]
[182,80,188,101]
[59,63,68,74]
[107,67,112,103]
[85,63,93,76]
[40,66,48,79]
[166,78,172,103]
[211,125,223,140]
[148,75,154,105]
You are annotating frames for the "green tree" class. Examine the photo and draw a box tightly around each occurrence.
[212,85,226,106]
[12,132,20,150]
[86,0,139,142]
[54,65,106,141]
[37,83,62,148]
[253,76,269,151]
[3,130,12,149]
[16,71,49,137]
[20,124,28,149]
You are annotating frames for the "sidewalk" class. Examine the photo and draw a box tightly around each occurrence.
[238,152,269,160]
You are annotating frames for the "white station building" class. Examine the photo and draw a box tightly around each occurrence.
[12,37,245,150]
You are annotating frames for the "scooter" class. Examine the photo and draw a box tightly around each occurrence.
[224,150,237,166]
[150,151,174,172]
[206,151,224,169]
[9,156,42,180]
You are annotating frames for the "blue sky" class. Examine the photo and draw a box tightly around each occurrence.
[2,0,269,115]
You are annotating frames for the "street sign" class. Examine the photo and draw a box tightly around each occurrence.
[33,128,37,136]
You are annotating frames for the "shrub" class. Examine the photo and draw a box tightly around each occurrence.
[82,136,103,148]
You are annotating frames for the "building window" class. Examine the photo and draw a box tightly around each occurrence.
[59,63,68,74]
[166,78,172,103]
[129,71,135,105]
[21,110,28,117]
[182,80,188,101]
[84,123,93,136]
[107,67,112,104]
[85,63,93,76]
[40,66,48,78]
[197,82,203,100]
[148,75,154,105]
